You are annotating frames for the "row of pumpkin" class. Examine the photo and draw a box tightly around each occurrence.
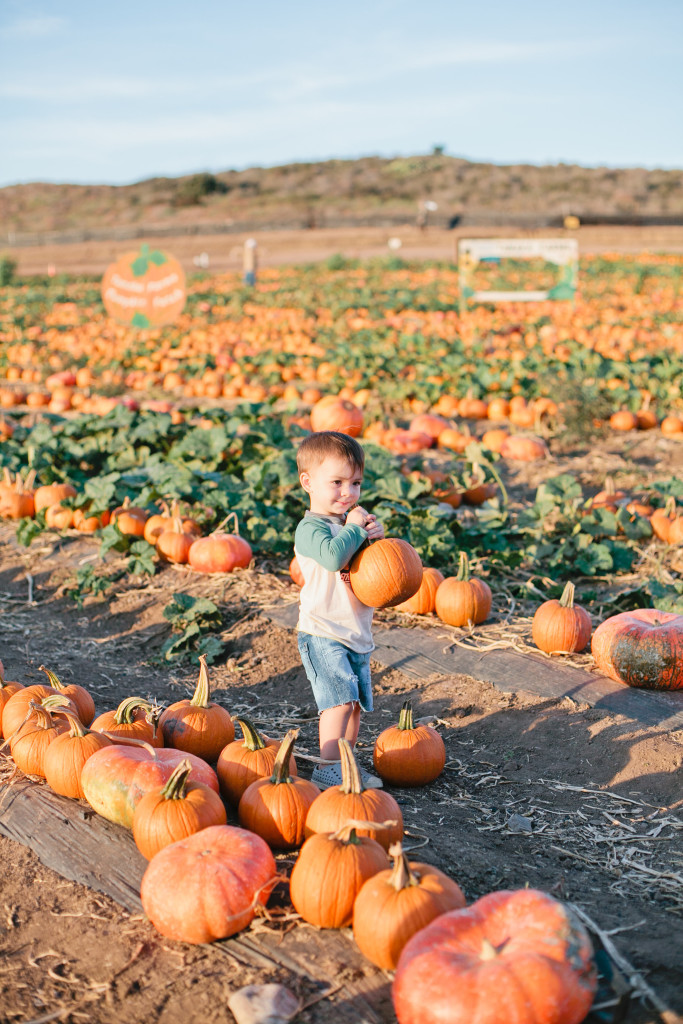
[0,657,599,1024]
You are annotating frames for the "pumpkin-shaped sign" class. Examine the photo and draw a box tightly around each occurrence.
[101,244,186,327]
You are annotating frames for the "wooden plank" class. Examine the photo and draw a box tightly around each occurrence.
[264,603,683,730]
[0,775,390,1019]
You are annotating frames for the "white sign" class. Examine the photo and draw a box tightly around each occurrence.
[458,237,578,305]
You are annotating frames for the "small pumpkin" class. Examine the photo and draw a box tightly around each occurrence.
[289,819,391,928]
[609,410,638,431]
[0,678,24,735]
[91,696,163,747]
[392,889,597,1024]
[155,516,196,564]
[310,396,363,436]
[132,757,227,859]
[111,496,149,537]
[238,729,319,850]
[304,739,404,851]
[353,841,466,969]
[394,568,444,615]
[34,482,77,514]
[159,655,235,763]
[349,538,423,609]
[140,824,276,944]
[39,665,96,727]
[2,682,59,739]
[289,555,305,587]
[588,477,626,512]
[188,513,252,573]
[591,608,683,690]
[434,553,492,628]
[373,701,446,787]
[45,502,74,530]
[217,716,297,805]
[531,582,592,655]
[10,699,69,777]
[499,434,549,461]
[43,709,113,798]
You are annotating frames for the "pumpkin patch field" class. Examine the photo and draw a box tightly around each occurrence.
[1,252,683,1023]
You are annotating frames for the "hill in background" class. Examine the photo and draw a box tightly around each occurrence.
[2,154,682,237]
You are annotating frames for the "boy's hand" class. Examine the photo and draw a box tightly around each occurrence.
[346,506,369,527]
[364,514,385,540]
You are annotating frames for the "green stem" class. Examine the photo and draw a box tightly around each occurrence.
[159,758,192,800]
[114,696,155,725]
[339,738,363,794]
[190,655,211,708]
[270,729,298,784]
[237,717,267,751]
[397,700,415,731]
[456,551,471,582]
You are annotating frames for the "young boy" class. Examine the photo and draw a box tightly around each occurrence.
[294,430,385,790]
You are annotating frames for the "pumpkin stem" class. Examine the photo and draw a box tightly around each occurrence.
[338,738,364,794]
[664,496,677,517]
[387,842,420,890]
[397,700,415,731]
[190,655,212,708]
[38,664,66,692]
[53,708,89,738]
[114,696,155,725]
[456,551,471,582]
[159,758,192,800]
[558,581,576,609]
[480,938,499,961]
[41,694,72,713]
[236,717,267,751]
[604,476,616,496]
[215,511,239,535]
[331,818,399,843]
[269,729,298,784]
[26,699,54,731]
[98,732,158,758]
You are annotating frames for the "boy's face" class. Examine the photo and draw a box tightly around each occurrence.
[300,455,363,516]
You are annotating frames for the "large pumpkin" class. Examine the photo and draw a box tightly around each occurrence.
[188,514,252,573]
[392,889,597,1024]
[101,245,186,329]
[81,742,219,827]
[140,825,276,943]
[349,538,423,609]
[591,608,683,689]
[310,396,363,436]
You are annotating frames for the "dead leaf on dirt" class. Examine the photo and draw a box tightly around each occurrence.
[227,983,300,1024]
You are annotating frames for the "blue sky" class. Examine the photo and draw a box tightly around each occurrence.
[1,0,682,186]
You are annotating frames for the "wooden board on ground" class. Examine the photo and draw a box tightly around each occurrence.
[265,602,683,731]
[0,776,391,1023]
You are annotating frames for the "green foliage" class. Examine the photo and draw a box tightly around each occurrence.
[0,255,17,286]
[160,593,224,664]
[64,564,123,609]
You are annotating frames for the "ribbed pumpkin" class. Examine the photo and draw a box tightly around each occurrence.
[216,717,297,805]
[310,396,363,436]
[289,820,391,928]
[188,513,252,573]
[155,517,196,564]
[373,701,446,787]
[531,582,592,655]
[0,678,23,735]
[45,503,74,530]
[591,608,683,690]
[34,482,77,514]
[395,568,444,615]
[140,825,277,943]
[10,700,69,777]
[304,739,403,851]
[650,497,680,543]
[91,696,163,747]
[43,709,113,798]
[392,889,597,1024]
[159,655,234,763]
[132,758,227,859]
[81,742,220,827]
[353,842,466,969]
[111,496,149,537]
[2,682,60,739]
[39,665,96,727]
[435,553,492,627]
[349,538,423,609]
[238,730,319,850]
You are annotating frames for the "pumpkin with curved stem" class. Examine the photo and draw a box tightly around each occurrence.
[650,497,678,542]
[143,501,172,545]
[34,482,77,514]
[132,758,227,859]
[155,516,196,564]
[43,709,112,798]
[531,582,592,655]
[2,682,59,739]
[290,819,391,928]
[349,538,422,609]
[373,701,446,786]
[81,741,220,827]
[392,889,597,1024]
[140,824,276,944]
[435,553,492,628]
[353,841,466,969]
[217,717,297,805]
[304,739,403,850]
[91,696,163,747]
[159,655,234,763]
[111,496,149,537]
[589,477,626,512]
[310,396,363,436]
[10,700,69,777]
[591,608,683,690]
[238,730,319,850]
[39,665,95,727]
[188,513,252,573]
[395,568,444,615]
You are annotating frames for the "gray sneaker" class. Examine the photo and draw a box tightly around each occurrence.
[311,762,344,790]
[359,766,384,789]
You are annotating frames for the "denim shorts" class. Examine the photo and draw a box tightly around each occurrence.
[297,632,373,713]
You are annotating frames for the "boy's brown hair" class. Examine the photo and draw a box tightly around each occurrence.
[296,431,365,476]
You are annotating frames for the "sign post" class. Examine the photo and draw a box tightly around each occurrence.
[458,238,578,310]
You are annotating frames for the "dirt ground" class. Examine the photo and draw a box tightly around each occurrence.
[1,465,683,1024]
[8,223,683,277]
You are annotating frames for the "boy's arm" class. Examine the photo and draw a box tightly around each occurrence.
[295,518,367,572]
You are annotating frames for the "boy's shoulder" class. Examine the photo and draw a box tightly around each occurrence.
[295,512,337,536]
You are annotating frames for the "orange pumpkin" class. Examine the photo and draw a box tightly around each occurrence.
[373,701,446,787]
[101,245,186,328]
[591,608,683,689]
[349,538,423,609]
[435,553,492,628]
[39,665,96,727]
[34,482,77,514]
[499,435,549,461]
[217,716,297,805]
[43,709,113,798]
[531,582,592,655]
[90,696,163,747]
[395,568,444,615]
[188,514,252,573]
[310,395,363,436]
[289,555,305,587]
[159,655,235,763]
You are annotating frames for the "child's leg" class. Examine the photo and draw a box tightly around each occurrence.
[319,701,361,760]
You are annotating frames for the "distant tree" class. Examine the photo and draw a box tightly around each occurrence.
[173,173,228,207]
[432,145,445,156]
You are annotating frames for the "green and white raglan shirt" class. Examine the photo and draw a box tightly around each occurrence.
[294,511,374,654]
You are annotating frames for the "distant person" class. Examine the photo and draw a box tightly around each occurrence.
[243,238,257,285]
